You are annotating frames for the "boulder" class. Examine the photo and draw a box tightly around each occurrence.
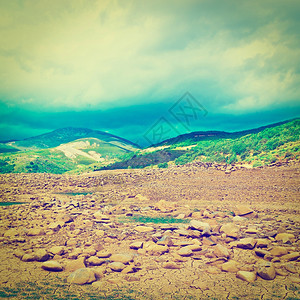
[67,268,96,285]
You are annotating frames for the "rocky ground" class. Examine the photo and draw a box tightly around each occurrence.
[0,162,299,299]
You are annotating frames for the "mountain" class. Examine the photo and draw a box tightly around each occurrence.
[100,118,300,170]
[7,127,140,150]
[154,119,295,146]
[0,127,140,174]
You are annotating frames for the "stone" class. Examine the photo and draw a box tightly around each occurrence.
[42,261,63,272]
[284,263,298,274]
[34,249,49,262]
[213,244,230,258]
[236,271,256,283]
[255,249,269,258]
[129,241,143,250]
[109,262,126,272]
[154,200,176,212]
[221,260,240,272]
[65,257,86,272]
[144,242,168,255]
[237,238,256,249]
[14,249,25,259]
[96,251,111,258]
[49,246,65,256]
[233,205,253,216]
[281,252,300,261]
[177,247,193,257]
[67,268,96,285]
[256,239,269,248]
[48,222,64,231]
[157,236,174,246]
[87,256,105,266]
[121,265,137,274]
[110,253,133,264]
[27,228,45,236]
[92,267,106,279]
[257,262,276,280]
[232,216,247,222]
[220,223,239,238]
[269,246,288,257]
[22,253,37,262]
[135,226,155,233]
[162,262,182,269]
[275,233,295,243]
[189,220,211,235]
[68,249,82,259]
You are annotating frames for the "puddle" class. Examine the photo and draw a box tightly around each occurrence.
[0,202,26,206]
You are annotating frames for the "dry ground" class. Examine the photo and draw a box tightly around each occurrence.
[0,162,299,299]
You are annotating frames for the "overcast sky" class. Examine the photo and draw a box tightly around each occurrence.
[1,0,299,146]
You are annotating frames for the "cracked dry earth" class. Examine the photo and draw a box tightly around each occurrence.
[0,163,299,300]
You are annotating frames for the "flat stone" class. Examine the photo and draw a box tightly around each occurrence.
[213,244,230,258]
[284,263,298,274]
[221,260,240,272]
[110,253,133,264]
[27,228,45,236]
[135,226,155,233]
[281,252,300,261]
[237,238,256,249]
[34,249,49,262]
[96,251,111,258]
[22,253,37,262]
[162,262,182,269]
[256,239,270,248]
[48,222,64,231]
[269,246,288,257]
[236,271,256,283]
[109,262,126,272]
[220,223,239,238]
[67,268,96,285]
[86,256,105,266]
[275,233,295,243]
[42,261,63,272]
[257,262,276,280]
[233,205,253,216]
[144,242,168,255]
[255,249,269,258]
[129,241,143,249]
[49,246,65,256]
[177,246,193,257]
[189,220,211,235]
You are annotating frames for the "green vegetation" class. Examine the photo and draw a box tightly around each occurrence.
[0,202,26,206]
[174,119,300,166]
[119,214,189,224]
[98,149,184,170]
[0,119,299,174]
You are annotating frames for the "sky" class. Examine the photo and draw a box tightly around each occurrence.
[0,0,299,146]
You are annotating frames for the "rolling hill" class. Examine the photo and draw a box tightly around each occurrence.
[6,127,139,151]
[0,128,140,174]
[99,118,300,170]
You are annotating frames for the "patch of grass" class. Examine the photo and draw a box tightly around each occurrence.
[120,214,189,224]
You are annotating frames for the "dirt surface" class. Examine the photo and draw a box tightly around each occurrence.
[0,163,299,299]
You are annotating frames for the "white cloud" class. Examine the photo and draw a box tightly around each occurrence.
[0,0,299,114]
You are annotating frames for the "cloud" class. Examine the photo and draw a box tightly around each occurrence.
[0,0,299,142]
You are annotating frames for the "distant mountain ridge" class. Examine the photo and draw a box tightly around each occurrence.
[7,127,140,150]
[154,119,296,146]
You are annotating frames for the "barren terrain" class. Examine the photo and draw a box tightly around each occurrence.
[0,162,299,299]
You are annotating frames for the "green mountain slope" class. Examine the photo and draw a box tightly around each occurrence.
[7,127,139,151]
[101,119,300,170]
[0,129,140,174]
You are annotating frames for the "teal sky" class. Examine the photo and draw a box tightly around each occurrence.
[0,0,299,146]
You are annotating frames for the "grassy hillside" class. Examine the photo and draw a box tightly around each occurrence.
[0,137,136,174]
[173,119,299,167]
[101,119,300,170]
[8,127,139,151]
